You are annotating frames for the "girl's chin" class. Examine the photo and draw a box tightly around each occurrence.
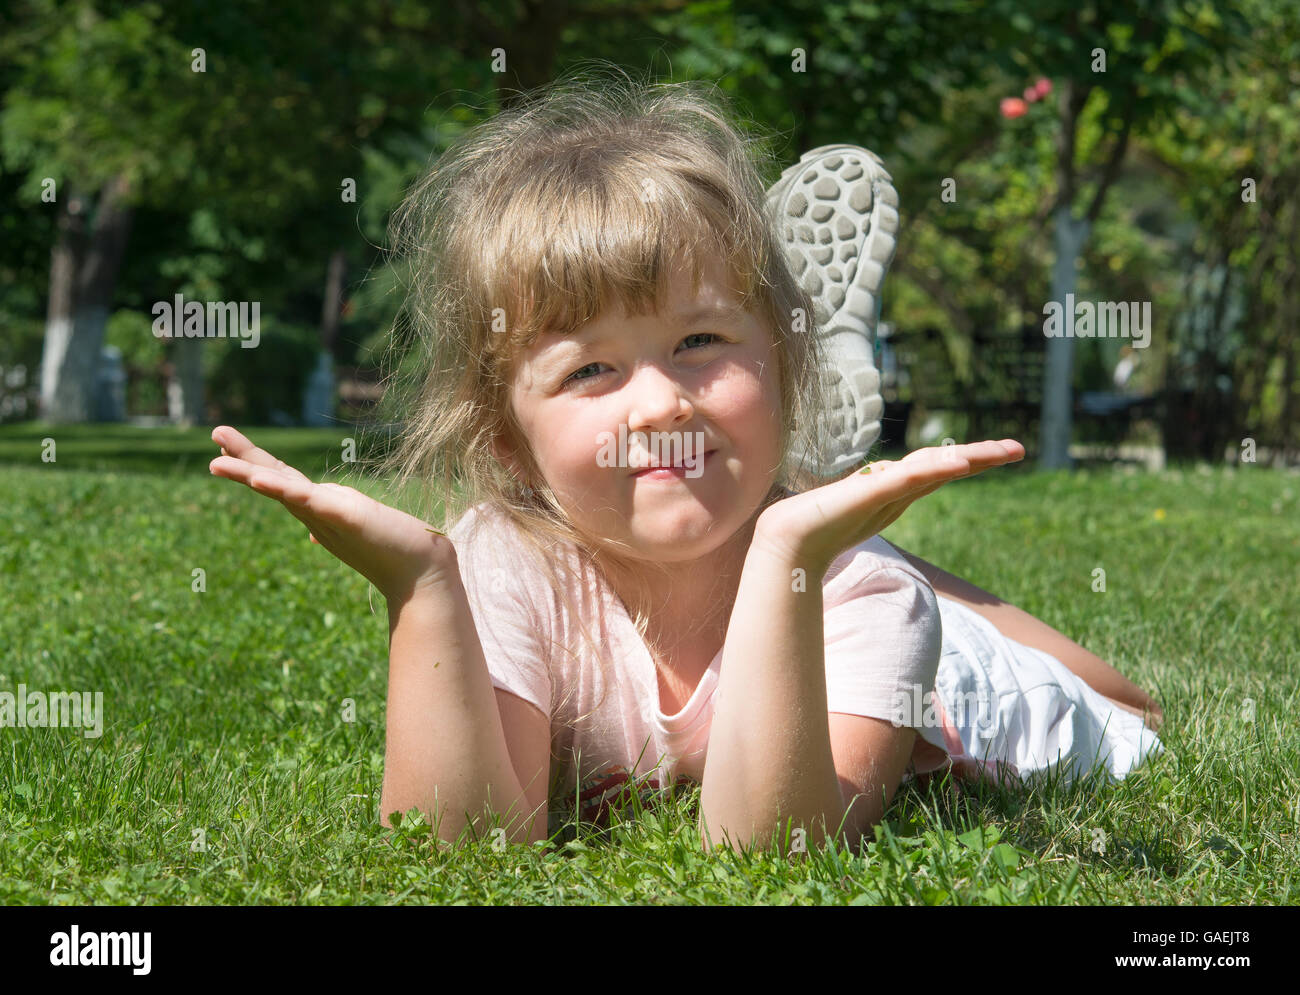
[626,518,742,557]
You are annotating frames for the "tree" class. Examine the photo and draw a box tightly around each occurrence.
[1,1,195,422]
[971,0,1251,468]
[1,0,480,424]
[1146,0,1300,462]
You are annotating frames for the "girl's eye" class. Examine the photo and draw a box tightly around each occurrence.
[562,362,605,387]
[680,332,720,350]
[560,334,721,388]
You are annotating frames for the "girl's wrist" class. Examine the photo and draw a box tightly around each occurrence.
[751,506,833,579]
[384,549,463,614]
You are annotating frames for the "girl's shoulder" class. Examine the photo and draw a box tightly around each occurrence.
[446,501,490,545]
[447,501,540,556]
[446,503,547,589]
[822,534,934,598]
[446,503,509,568]
[445,502,588,610]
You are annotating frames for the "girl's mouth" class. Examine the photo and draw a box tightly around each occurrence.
[630,450,716,479]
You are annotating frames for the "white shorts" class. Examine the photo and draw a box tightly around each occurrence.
[909,596,1164,788]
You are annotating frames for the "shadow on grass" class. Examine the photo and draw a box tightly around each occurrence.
[887,757,1187,878]
[0,422,395,478]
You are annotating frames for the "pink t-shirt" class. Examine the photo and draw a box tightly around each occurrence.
[448,501,945,829]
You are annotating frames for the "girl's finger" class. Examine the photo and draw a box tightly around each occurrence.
[211,458,361,551]
[246,470,312,506]
[904,440,1017,472]
[889,441,1019,485]
[941,439,1024,472]
[211,426,312,484]
[212,455,311,505]
[210,454,311,500]
[875,441,1023,509]
[258,471,371,534]
[810,442,1016,532]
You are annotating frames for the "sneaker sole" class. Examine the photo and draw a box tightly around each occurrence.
[767,144,901,477]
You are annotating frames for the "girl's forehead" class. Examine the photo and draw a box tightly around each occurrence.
[534,261,738,335]
[503,250,765,385]
[608,257,749,323]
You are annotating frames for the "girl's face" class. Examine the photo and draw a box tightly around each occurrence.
[504,254,784,563]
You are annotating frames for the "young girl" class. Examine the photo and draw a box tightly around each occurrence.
[208,72,1165,854]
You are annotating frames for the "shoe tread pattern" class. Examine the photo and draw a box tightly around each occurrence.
[767,144,901,477]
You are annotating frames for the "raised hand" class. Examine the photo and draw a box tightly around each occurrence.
[208,426,456,605]
[753,440,1026,572]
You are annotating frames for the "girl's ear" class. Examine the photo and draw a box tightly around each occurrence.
[490,432,525,481]
[490,434,514,471]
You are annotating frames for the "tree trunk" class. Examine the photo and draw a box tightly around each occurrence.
[493,0,566,106]
[320,247,347,354]
[1038,207,1089,469]
[301,248,348,427]
[1279,192,1298,464]
[166,336,206,426]
[38,173,134,424]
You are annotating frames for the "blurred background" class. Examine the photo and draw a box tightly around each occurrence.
[1,0,1296,471]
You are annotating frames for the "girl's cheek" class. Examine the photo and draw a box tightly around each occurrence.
[700,365,771,421]
[560,412,610,479]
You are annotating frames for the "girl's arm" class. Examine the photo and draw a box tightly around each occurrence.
[207,426,545,844]
[699,541,858,853]
[700,544,920,855]
[700,441,1024,854]
[382,572,547,844]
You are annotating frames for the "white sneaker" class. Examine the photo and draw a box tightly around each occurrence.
[766,144,901,478]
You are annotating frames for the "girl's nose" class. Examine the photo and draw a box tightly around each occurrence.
[626,364,693,434]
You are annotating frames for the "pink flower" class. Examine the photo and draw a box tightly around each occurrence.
[1000,97,1029,119]
[1024,86,1040,102]
[1035,77,1053,98]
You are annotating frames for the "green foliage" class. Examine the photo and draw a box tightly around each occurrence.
[206,319,322,425]
[104,308,164,370]
[0,0,198,197]
[1143,0,1300,454]
[0,0,1294,456]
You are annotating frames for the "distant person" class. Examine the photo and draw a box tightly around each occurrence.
[1113,345,1139,391]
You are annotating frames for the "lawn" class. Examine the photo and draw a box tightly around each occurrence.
[1,424,1296,904]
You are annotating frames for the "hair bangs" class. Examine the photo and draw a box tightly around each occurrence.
[475,148,767,370]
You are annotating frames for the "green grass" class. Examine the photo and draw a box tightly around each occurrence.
[1,423,1297,904]
[0,422,363,478]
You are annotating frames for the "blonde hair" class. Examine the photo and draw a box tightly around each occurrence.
[358,65,832,740]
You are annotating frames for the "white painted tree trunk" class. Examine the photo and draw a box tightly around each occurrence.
[37,176,133,424]
[302,351,336,426]
[39,306,108,423]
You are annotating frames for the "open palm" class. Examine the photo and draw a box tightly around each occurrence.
[754,439,1026,573]
[208,426,454,605]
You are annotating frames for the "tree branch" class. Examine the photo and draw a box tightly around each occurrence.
[893,253,976,342]
[1083,98,1135,225]
[895,129,1002,244]
[1049,77,1094,219]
